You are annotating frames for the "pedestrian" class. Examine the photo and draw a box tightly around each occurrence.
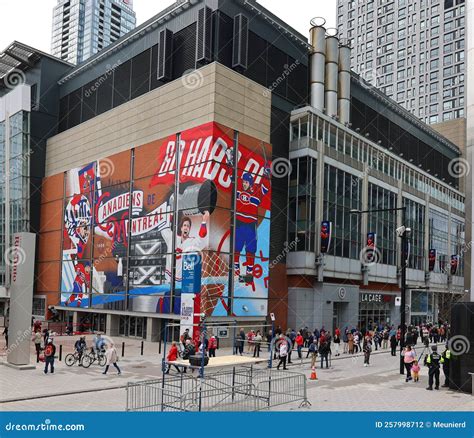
[382,329,389,349]
[43,328,49,346]
[425,345,441,390]
[309,339,318,368]
[295,331,304,359]
[247,329,255,353]
[342,328,349,354]
[43,338,56,374]
[402,345,416,382]
[276,335,288,370]
[441,344,451,388]
[348,332,354,354]
[363,336,372,366]
[2,326,8,349]
[353,332,360,353]
[333,332,341,356]
[34,330,42,363]
[182,339,196,374]
[253,331,262,357]
[411,360,420,382]
[236,328,245,355]
[103,343,121,375]
[165,342,181,374]
[319,338,329,369]
[390,334,397,356]
[208,335,217,358]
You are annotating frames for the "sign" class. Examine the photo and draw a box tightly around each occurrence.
[320,221,332,254]
[366,232,376,262]
[450,254,459,276]
[270,312,275,321]
[217,327,229,338]
[360,293,383,303]
[395,297,401,307]
[338,287,347,300]
[428,249,436,272]
[181,253,202,294]
[7,233,36,366]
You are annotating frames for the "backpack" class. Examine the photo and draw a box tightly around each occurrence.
[44,344,54,357]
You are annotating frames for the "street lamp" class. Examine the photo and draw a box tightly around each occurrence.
[350,206,409,375]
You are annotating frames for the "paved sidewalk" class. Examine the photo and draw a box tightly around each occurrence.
[0,339,471,412]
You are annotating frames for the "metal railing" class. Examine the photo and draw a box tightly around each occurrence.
[126,367,311,412]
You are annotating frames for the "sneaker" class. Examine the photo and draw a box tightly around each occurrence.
[426,387,433,391]
[118,372,122,375]
[435,387,439,390]
[102,372,107,375]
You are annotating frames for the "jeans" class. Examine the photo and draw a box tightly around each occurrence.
[253,344,260,358]
[277,355,287,369]
[44,356,54,374]
[104,362,121,374]
[320,354,329,369]
[297,345,302,359]
[35,344,41,363]
[364,352,370,364]
[209,348,216,357]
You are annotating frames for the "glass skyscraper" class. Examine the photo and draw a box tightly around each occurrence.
[51,0,136,65]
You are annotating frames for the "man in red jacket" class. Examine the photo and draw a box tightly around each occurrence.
[295,332,304,359]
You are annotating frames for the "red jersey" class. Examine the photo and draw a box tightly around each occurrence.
[74,264,91,289]
[236,180,269,223]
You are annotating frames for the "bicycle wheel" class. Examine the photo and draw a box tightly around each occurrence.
[65,353,76,367]
[82,354,92,368]
[98,355,107,367]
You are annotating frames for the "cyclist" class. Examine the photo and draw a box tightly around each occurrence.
[74,336,87,365]
[93,333,106,357]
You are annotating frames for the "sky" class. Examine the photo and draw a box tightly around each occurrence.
[0,0,337,54]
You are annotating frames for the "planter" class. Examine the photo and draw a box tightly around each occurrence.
[189,354,209,367]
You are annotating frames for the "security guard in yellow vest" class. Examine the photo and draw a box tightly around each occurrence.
[425,345,441,390]
[441,345,451,388]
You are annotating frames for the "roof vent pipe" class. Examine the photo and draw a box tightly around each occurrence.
[324,28,339,118]
[338,39,351,125]
[309,17,326,112]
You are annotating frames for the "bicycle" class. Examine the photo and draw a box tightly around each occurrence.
[82,347,107,368]
[65,350,85,367]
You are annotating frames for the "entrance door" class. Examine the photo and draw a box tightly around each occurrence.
[333,303,342,332]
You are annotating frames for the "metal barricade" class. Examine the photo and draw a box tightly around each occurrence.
[126,367,311,412]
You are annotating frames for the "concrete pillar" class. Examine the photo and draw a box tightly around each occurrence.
[106,314,120,337]
[146,317,161,342]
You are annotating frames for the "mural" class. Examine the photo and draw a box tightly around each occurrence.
[59,122,272,324]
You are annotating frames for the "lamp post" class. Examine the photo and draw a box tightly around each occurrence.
[350,207,409,375]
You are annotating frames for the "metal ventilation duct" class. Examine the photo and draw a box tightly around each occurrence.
[324,29,339,119]
[338,40,351,125]
[309,17,326,112]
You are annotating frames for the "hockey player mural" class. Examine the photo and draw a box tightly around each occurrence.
[59,122,271,323]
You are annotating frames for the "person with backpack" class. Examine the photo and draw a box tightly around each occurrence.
[74,336,87,365]
[44,338,56,374]
[309,339,318,367]
[382,329,389,349]
[319,339,330,369]
[103,343,121,375]
[208,335,218,358]
[182,339,196,373]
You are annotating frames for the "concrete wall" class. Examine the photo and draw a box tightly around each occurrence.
[45,62,271,176]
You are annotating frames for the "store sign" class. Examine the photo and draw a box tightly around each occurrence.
[338,287,347,300]
[360,293,395,303]
[360,293,383,303]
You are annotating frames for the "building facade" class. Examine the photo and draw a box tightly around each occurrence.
[0,42,72,322]
[51,0,136,65]
[0,0,466,339]
[336,0,466,125]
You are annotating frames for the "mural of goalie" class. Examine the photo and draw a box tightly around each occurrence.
[234,172,269,283]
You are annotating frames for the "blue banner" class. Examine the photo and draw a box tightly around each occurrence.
[0,412,471,438]
[181,253,202,294]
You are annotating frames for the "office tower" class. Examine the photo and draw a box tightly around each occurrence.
[51,0,136,65]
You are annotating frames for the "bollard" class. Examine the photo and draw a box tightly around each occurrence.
[159,339,162,355]
[122,341,125,357]
[59,344,62,361]
[141,340,144,356]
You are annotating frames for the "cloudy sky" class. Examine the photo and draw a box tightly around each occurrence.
[0,0,337,53]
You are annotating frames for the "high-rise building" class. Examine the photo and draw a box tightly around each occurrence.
[336,0,466,128]
[51,0,136,65]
